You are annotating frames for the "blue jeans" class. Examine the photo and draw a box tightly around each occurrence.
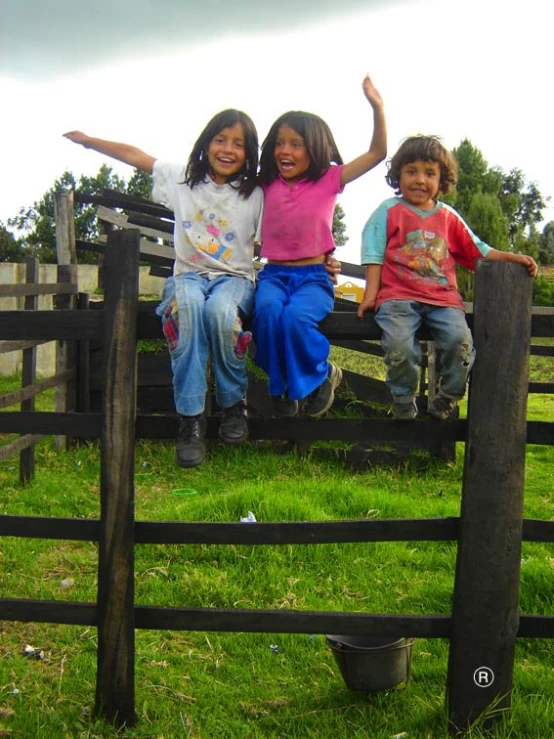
[374,300,475,401]
[252,264,335,400]
[156,273,255,416]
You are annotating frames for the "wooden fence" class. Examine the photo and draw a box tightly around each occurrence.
[0,247,79,479]
[0,193,553,732]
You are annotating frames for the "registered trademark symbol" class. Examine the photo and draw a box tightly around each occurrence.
[473,666,495,687]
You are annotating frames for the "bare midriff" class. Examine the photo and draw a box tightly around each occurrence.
[267,254,326,266]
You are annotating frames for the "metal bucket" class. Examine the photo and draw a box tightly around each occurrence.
[326,635,414,691]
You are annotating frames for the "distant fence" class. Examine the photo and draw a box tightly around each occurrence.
[0,254,80,478]
[0,193,553,732]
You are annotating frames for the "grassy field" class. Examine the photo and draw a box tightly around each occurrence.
[0,346,552,738]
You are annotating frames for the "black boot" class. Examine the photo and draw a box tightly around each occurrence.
[218,399,249,444]
[176,414,207,468]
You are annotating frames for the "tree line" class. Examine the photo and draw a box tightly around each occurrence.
[1,139,553,305]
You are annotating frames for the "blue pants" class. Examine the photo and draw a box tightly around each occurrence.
[374,300,475,401]
[156,273,255,416]
[252,264,335,400]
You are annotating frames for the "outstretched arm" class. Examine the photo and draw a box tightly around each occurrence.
[485,249,538,277]
[63,131,156,174]
[340,75,387,187]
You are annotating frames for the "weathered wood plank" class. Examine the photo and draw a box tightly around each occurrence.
[96,205,174,241]
[130,414,468,443]
[0,311,103,340]
[0,339,50,354]
[95,229,138,727]
[77,293,91,414]
[0,411,102,437]
[518,616,554,638]
[0,599,96,625]
[528,382,554,394]
[127,212,174,235]
[20,257,39,482]
[55,264,78,451]
[54,190,77,266]
[0,368,75,409]
[134,517,458,545]
[522,519,554,542]
[526,421,554,445]
[0,283,79,297]
[447,261,533,732]
[74,189,173,219]
[0,434,45,462]
[134,607,451,638]
[530,344,554,357]
[0,514,100,540]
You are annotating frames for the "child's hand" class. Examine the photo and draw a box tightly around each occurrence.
[357,295,376,319]
[63,131,89,146]
[516,254,538,277]
[362,75,383,109]
[325,254,341,285]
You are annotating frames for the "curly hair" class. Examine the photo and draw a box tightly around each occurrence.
[259,111,343,185]
[184,109,259,198]
[386,135,458,196]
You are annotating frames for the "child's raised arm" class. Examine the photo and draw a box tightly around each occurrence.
[485,249,538,277]
[63,131,156,174]
[340,75,387,187]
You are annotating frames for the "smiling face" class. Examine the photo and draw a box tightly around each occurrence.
[399,159,441,210]
[274,124,310,183]
[207,122,246,184]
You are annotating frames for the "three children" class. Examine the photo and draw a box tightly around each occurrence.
[65,97,538,470]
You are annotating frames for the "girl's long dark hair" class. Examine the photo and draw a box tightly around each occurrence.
[185,109,259,198]
[259,111,343,185]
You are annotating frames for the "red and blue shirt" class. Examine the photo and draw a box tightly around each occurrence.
[361,198,492,310]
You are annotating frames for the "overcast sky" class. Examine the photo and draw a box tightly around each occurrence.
[2,0,552,265]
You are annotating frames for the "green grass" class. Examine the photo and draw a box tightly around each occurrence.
[0,349,552,737]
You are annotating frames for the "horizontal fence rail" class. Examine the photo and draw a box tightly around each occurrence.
[1,599,551,639]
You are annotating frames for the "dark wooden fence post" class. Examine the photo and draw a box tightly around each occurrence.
[20,257,39,483]
[95,229,140,727]
[447,261,533,732]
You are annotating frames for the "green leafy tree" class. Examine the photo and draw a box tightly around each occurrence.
[0,222,26,262]
[126,168,154,199]
[443,138,550,301]
[539,221,554,265]
[8,166,153,263]
[332,203,348,247]
[532,275,554,306]
[447,140,489,214]
[450,140,548,255]
[498,170,546,253]
[465,192,510,251]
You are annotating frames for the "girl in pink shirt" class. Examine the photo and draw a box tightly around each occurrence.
[253,75,387,417]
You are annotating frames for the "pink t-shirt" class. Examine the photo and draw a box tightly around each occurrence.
[260,165,344,260]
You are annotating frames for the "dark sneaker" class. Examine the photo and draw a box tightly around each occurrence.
[303,363,343,418]
[428,395,458,421]
[391,399,418,420]
[271,395,299,418]
[219,399,249,444]
[176,414,207,468]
